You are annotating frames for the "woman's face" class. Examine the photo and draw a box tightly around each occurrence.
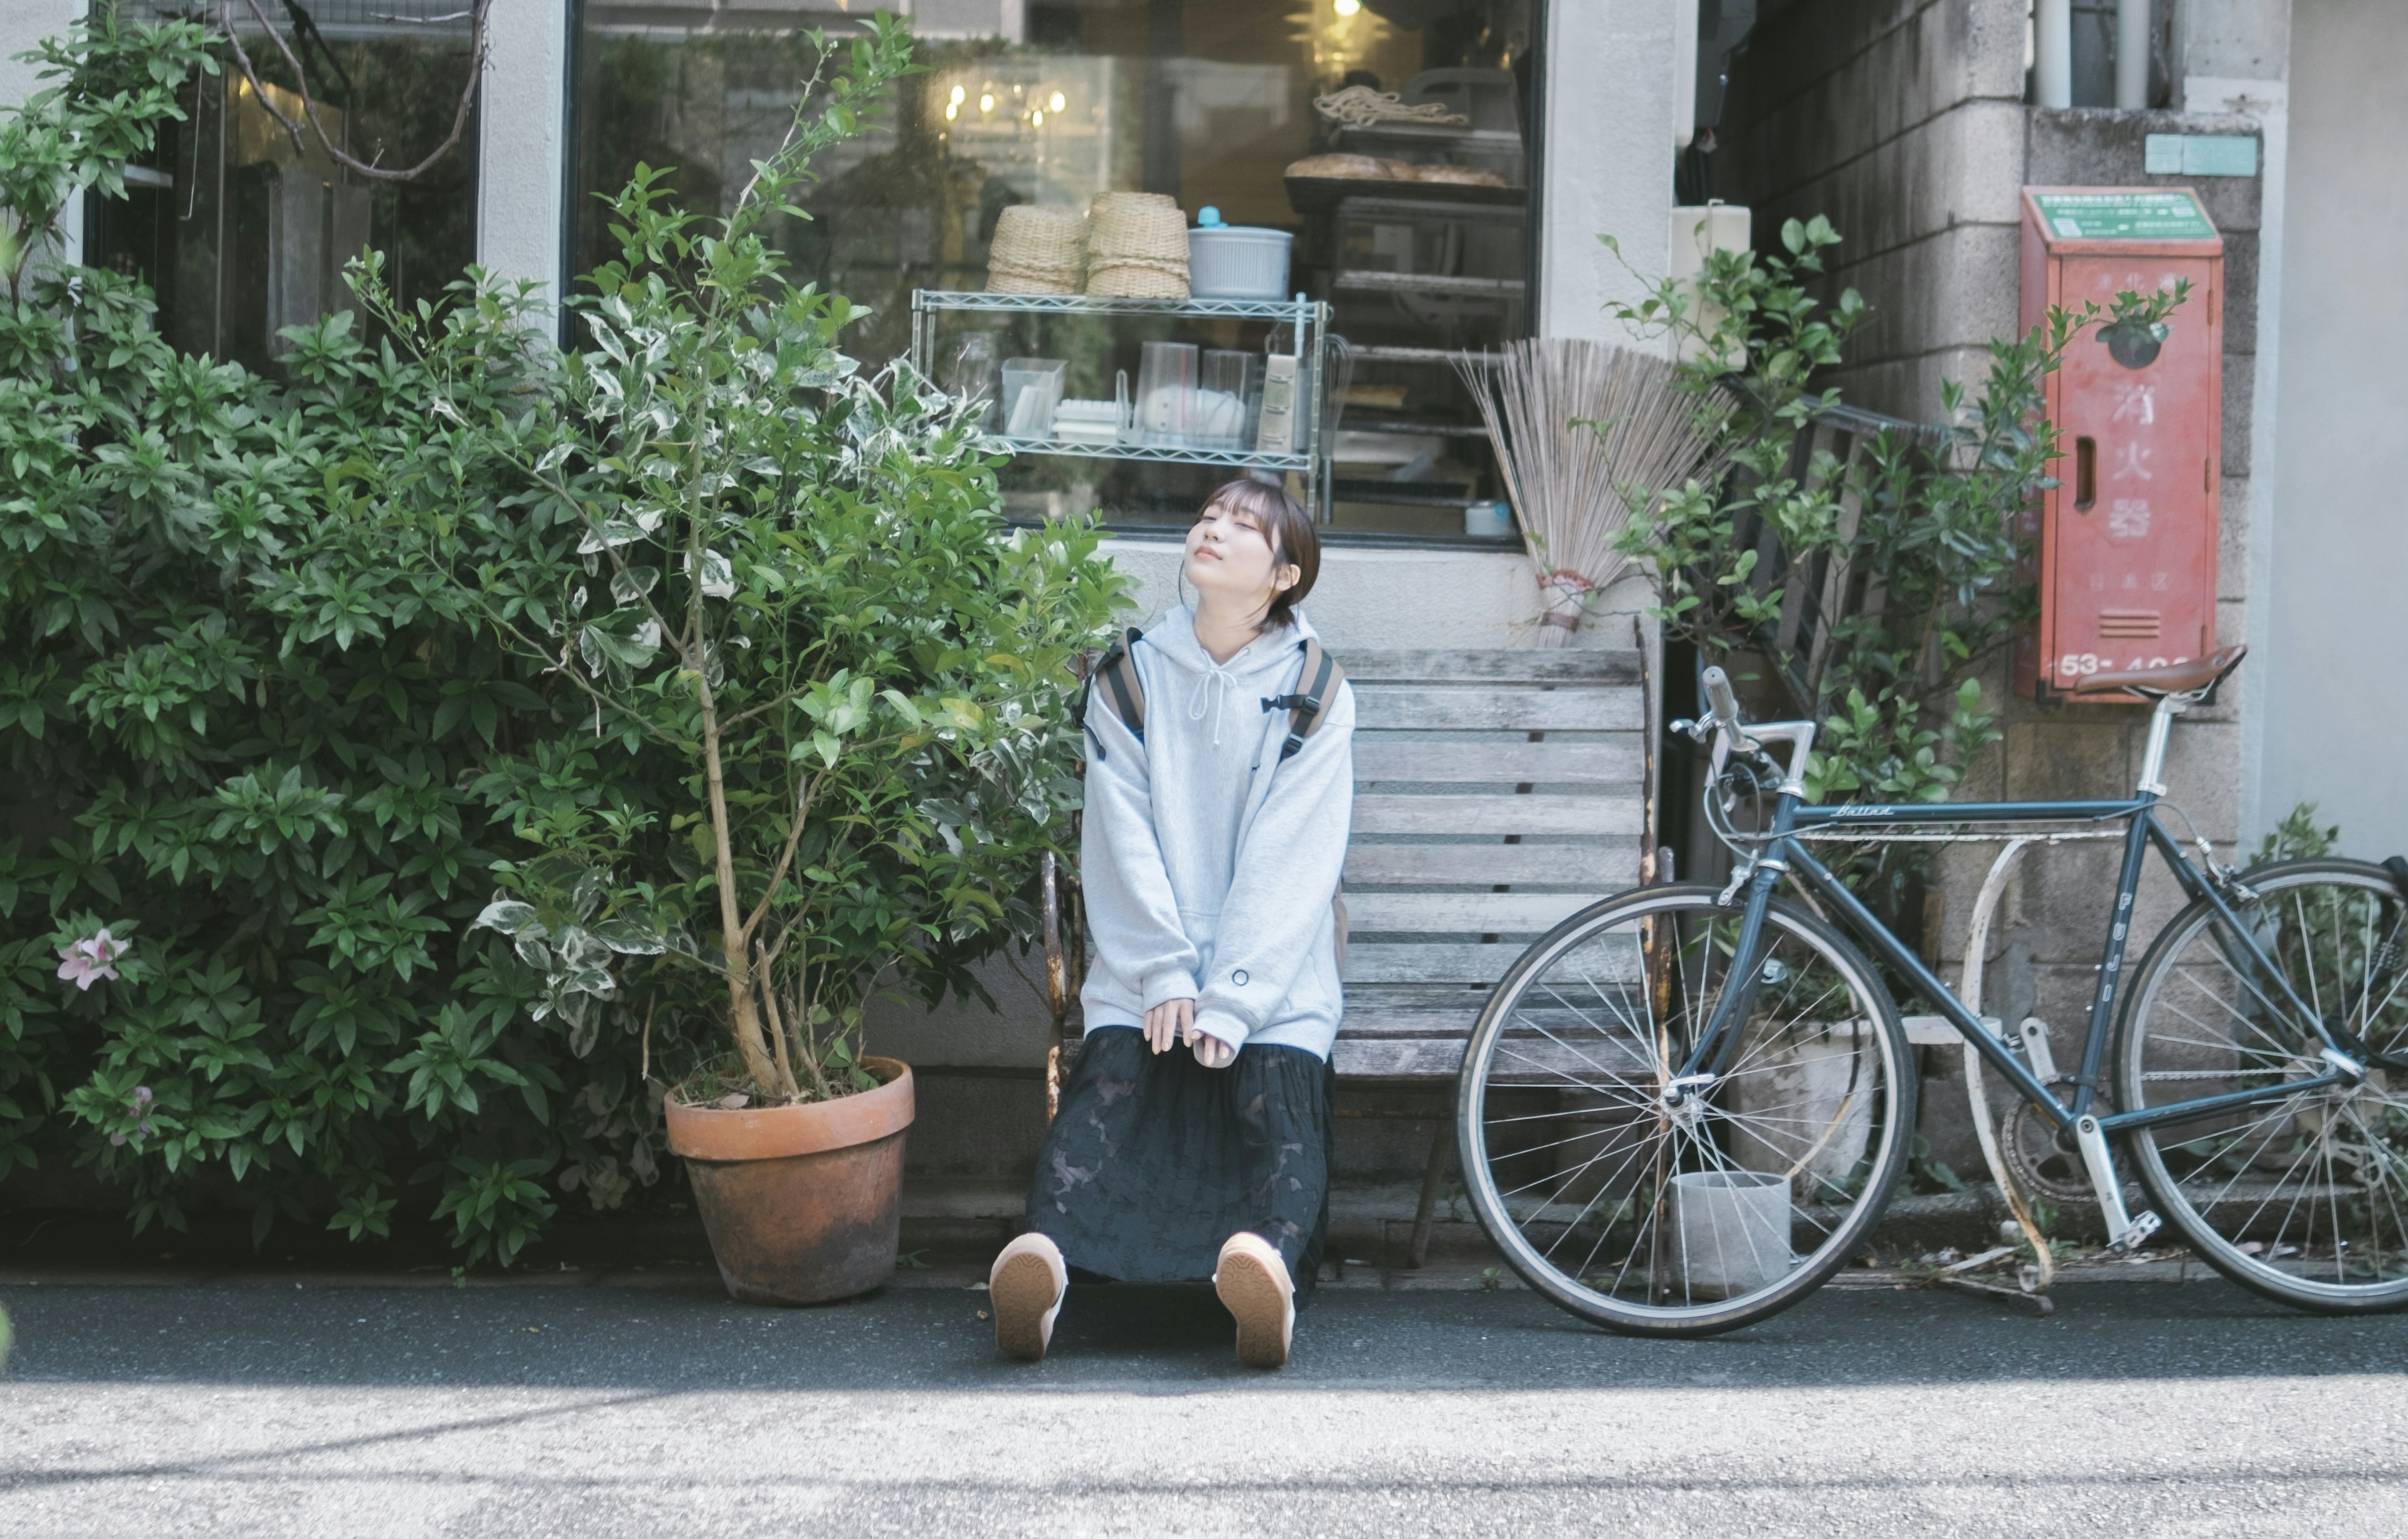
[1183,499,1297,614]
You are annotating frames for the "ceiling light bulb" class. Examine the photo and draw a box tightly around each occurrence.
[1334,0,1361,14]
[944,101,959,121]
[1048,90,1065,112]
[1032,109,1045,126]
[949,84,966,104]
[979,93,995,113]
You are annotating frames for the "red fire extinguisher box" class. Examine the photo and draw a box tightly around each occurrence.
[2017,187,2224,702]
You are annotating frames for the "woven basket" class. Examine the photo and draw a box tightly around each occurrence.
[1086,258,1190,300]
[1086,192,1188,297]
[1089,192,1191,263]
[986,204,1087,295]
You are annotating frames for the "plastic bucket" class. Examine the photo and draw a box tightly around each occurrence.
[1671,1170,1793,1300]
[1188,226,1293,300]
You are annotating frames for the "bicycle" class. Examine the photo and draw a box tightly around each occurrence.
[1454,647,2408,1336]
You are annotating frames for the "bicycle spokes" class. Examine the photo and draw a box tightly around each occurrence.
[1465,892,1909,1322]
[2124,867,2408,1298]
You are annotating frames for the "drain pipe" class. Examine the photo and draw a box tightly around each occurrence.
[2115,0,2150,107]
[2034,0,2072,108]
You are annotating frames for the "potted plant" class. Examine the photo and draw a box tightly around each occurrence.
[359,17,1121,1302]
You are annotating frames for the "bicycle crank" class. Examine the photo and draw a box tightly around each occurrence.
[2071,1114,2162,1254]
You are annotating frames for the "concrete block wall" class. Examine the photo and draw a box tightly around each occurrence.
[1936,112,2261,1092]
[1717,0,2271,1150]
[1719,0,2034,419]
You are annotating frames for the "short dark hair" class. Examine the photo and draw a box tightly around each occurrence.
[1200,478,1318,631]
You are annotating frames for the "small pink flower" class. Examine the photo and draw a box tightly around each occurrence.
[56,928,126,992]
[109,1086,155,1148]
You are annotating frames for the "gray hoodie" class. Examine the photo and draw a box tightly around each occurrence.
[1079,605,1354,1059]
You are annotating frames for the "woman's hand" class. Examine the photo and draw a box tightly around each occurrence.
[1144,998,1195,1055]
[1188,1029,1235,1070]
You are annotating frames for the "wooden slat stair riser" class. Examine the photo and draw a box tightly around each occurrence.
[1334,1035,1652,1082]
[1344,842,1639,887]
[1345,650,1644,685]
[1353,795,1645,837]
[1354,737,1645,785]
[1353,687,1645,732]
[1344,891,1614,934]
[1333,1038,1471,1079]
[1343,943,1527,985]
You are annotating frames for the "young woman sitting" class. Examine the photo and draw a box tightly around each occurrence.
[988,479,1355,1369]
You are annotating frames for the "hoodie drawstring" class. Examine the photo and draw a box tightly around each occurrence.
[1187,661,1238,746]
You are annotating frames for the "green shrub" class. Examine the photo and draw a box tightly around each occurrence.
[1603,217,2185,919]
[342,17,1123,1102]
[0,14,1116,1261]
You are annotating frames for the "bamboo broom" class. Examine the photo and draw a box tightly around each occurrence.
[1456,340,1728,645]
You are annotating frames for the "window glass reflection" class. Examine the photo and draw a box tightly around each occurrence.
[83,1,480,374]
[576,1,1538,539]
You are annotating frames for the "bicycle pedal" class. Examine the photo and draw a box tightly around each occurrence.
[2106,1210,2162,1256]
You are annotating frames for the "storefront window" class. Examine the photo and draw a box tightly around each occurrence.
[576,0,1539,542]
[82,1,480,375]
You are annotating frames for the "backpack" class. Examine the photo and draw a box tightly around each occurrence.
[1077,627,1345,761]
[1074,627,1351,966]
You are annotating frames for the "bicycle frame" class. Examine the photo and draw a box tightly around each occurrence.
[1675,682,2365,1249]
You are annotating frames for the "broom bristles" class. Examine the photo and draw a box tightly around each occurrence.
[1456,339,1728,643]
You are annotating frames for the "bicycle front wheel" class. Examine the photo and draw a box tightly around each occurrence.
[1455,883,1915,1338]
[2118,859,2408,1311]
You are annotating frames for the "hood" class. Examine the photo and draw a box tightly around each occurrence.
[1144,604,1321,685]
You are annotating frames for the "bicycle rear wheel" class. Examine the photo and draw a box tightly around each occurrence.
[1455,883,1914,1338]
[2117,859,2408,1311]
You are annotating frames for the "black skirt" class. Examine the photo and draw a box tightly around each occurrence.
[1025,1025,1335,1286]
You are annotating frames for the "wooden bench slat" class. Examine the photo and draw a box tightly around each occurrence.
[1333,1038,1469,1079]
[1344,891,1613,934]
[1343,942,1526,984]
[1333,1034,1651,1082]
[1353,687,1644,732]
[1353,794,1645,836]
[1344,649,1642,684]
[1344,842,1638,886]
[1354,737,1645,785]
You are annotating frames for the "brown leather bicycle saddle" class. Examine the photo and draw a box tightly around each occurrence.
[2068,644,2247,697]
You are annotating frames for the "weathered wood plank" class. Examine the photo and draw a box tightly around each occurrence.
[1344,890,1612,934]
[1344,841,1640,887]
[1354,736,1645,785]
[1344,649,1644,685]
[1332,1034,1653,1082]
[1343,942,1525,985]
[1332,1037,1467,1079]
[1353,686,1644,732]
[1353,795,1645,837]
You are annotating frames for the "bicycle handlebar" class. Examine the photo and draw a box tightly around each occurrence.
[1703,665,1743,733]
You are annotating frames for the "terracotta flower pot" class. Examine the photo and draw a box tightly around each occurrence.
[665,1057,915,1306]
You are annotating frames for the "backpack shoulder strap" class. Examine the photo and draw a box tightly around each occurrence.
[1077,627,1148,746]
[1265,638,1344,761]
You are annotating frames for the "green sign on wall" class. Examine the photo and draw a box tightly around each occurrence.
[2033,191,2217,242]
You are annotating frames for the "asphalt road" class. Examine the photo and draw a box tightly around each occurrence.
[3,1275,2404,1536]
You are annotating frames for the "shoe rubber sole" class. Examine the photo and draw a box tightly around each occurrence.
[990,1247,1062,1362]
[1215,1245,1292,1369]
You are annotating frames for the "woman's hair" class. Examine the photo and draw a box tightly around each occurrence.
[1200,477,1319,632]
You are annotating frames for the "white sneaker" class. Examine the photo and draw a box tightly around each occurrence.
[990,1232,1067,1362]
[1213,1232,1295,1369]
